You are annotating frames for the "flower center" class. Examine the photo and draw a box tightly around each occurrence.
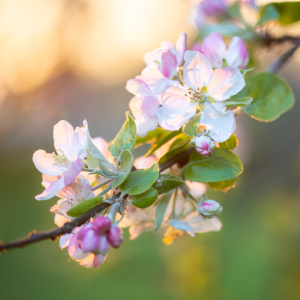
[186,87,206,103]
[52,150,70,168]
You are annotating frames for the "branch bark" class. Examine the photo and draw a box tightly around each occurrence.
[267,38,300,73]
[0,147,195,253]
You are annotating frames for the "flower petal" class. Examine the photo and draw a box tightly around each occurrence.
[126,78,152,97]
[129,220,156,240]
[134,156,158,170]
[201,102,236,142]
[53,120,75,160]
[176,32,187,67]
[143,47,164,66]
[168,219,195,237]
[206,67,245,101]
[73,120,89,160]
[33,150,67,176]
[136,96,159,118]
[59,233,73,249]
[63,158,82,186]
[183,51,213,90]
[184,211,222,232]
[138,65,168,95]
[35,176,65,200]
[201,32,226,68]
[226,36,249,69]
[135,114,158,137]
[160,49,177,79]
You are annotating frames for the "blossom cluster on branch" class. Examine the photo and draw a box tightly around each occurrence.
[1,0,297,268]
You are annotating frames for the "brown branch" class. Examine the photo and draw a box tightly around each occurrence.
[267,38,300,73]
[0,147,195,253]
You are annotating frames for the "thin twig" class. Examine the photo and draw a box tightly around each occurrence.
[0,148,195,253]
[92,178,114,191]
[267,38,300,73]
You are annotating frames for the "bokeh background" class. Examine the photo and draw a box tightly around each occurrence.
[1,0,300,299]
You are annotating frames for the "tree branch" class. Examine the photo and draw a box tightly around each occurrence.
[267,38,300,73]
[0,147,195,253]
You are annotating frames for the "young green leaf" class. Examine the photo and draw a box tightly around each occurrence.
[155,191,173,230]
[135,128,165,147]
[182,113,201,137]
[112,150,133,188]
[273,2,300,25]
[152,174,184,195]
[219,134,238,151]
[131,187,158,208]
[158,134,191,164]
[120,163,159,195]
[86,138,114,169]
[146,129,182,156]
[185,148,243,182]
[67,196,103,218]
[224,97,253,108]
[234,72,295,121]
[257,4,279,26]
[89,161,119,178]
[110,112,136,157]
[208,178,237,192]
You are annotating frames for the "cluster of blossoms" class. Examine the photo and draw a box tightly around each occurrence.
[128,31,248,154]
[27,0,296,269]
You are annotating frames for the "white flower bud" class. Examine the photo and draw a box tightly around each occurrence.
[198,200,223,218]
[192,135,214,155]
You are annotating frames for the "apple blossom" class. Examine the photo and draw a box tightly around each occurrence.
[201,32,249,69]
[144,32,187,79]
[127,66,168,137]
[195,0,228,29]
[198,200,223,218]
[50,175,94,227]
[192,135,214,155]
[33,120,89,200]
[157,51,244,141]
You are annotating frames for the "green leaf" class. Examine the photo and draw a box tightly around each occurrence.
[86,138,114,169]
[89,161,119,178]
[67,196,103,217]
[131,187,158,208]
[257,4,279,26]
[155,191,173,230]
[146,129,182,156]
[135,128,165,147]
[182,113,201,137]
[273,2,300,25]
[208,178,237,192]
[158,134,191,164]
[152,174,184,195]
[110,112,136,157]
[224,97,253,108]
[185,148,243,183]
[219,134,238,151]
[120,163,159,195]
[234,72,295,122]
[112,150,133,188]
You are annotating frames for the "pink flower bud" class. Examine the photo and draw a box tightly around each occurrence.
[107,226,123,248]
[92,216,111,234]
[98,235,110,255]
[78,225,101,253]
[226,37,249,69]
[202,0,228,17]
[198,200,223,218]
[192,135,214,156]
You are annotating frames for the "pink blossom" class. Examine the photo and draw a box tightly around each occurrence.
[107,225,123,248]
[158,51,244,141]
[201,32,249,69]
[192,135,214,155]
[144,32,187,79]
[33,120,89,200]
[50,175,94,227]
[195,0,228,28]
